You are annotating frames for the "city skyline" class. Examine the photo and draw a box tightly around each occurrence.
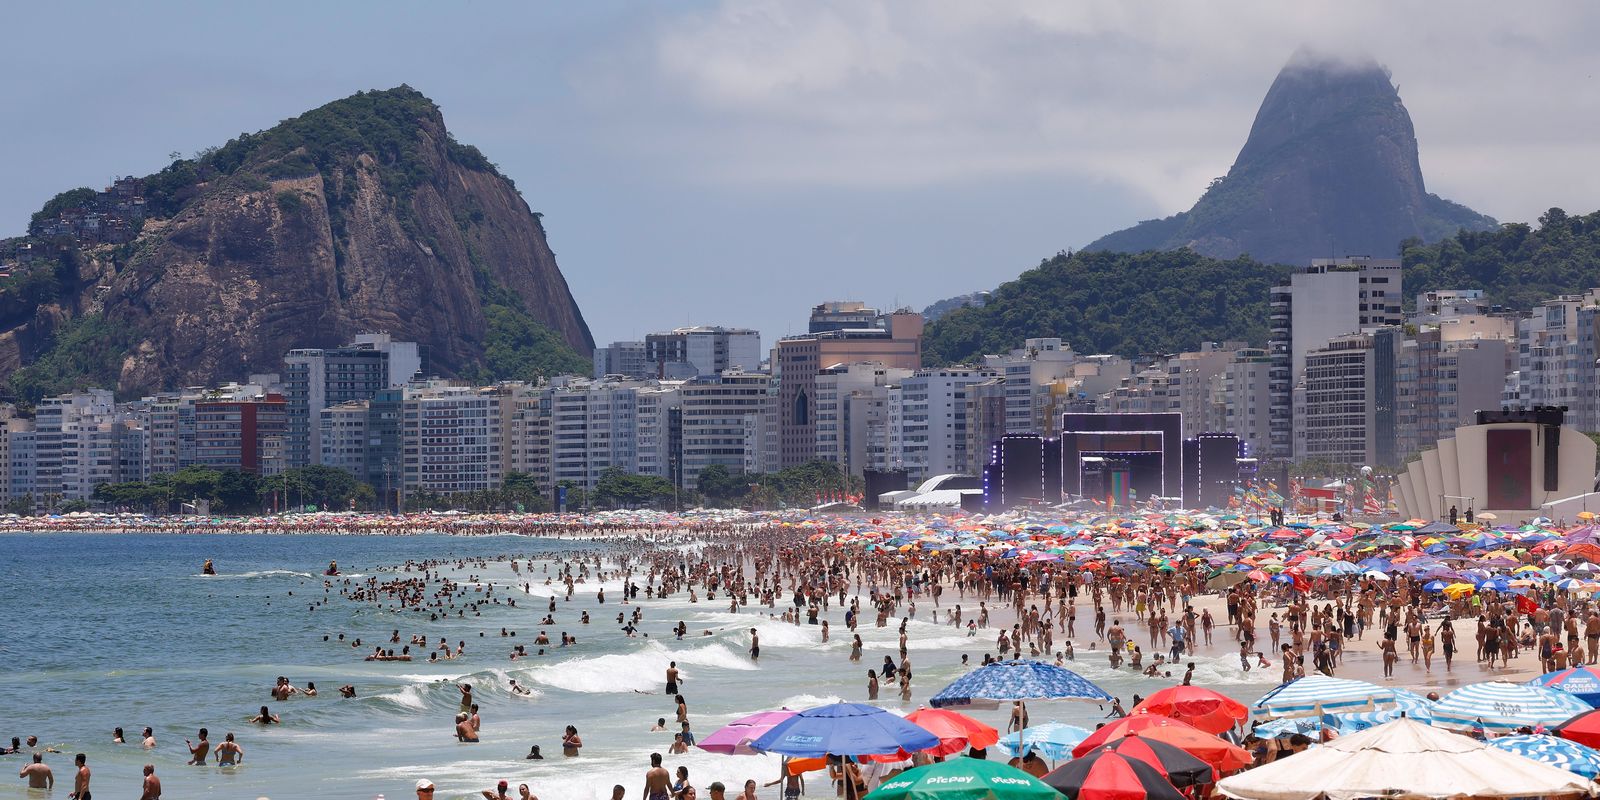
[3,2,1599,348]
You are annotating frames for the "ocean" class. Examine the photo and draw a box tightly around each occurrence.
[0,532,1281,799]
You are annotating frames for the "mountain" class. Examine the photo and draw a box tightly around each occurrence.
[0,86,593,401]
[1084,51,1497,265]
[922,249,1287,365]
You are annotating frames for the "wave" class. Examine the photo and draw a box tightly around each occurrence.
[523,640,755,694]
[371,684,430,711]
[198,569,316,580]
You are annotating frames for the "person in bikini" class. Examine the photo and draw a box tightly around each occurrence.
[214,733,243,765]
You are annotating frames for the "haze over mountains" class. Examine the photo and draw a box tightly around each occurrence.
[1085,51,1497,265]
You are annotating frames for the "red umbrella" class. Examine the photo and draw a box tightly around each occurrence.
[1131,685,1249,734]
[1073,716,1252,774]
[1553,708,1600,747]
[1072,715,1210,757]
[1042,750,1187,800]
[1090,737,1215,787]
[860,707,999,762]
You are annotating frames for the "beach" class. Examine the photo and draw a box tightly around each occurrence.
[0,512,1584,800]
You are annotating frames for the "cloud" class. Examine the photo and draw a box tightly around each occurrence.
[572,0,1600,220]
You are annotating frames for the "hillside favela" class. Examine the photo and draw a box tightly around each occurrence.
[7,5,1600,800]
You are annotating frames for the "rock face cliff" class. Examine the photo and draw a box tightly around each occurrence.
[1,86,592,398]
[1085,52,1497,265]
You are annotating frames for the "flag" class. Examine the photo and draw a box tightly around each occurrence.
[1363,492,1382,515]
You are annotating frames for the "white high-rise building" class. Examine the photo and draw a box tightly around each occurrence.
[1517,291,1600,430]
[1268,256,1403,458]
[982,338,1079,435]
[813,362,912,476]
[319,400,370,477]
[644,327,762,379]
[401,383,523,496]
[677,371,772,490]
[890,367,999,483]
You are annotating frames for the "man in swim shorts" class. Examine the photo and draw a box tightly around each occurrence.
[643,752,671,800]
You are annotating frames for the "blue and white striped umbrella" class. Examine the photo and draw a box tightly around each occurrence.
[1252,716,1323,738]
[1432,681,1594,733]
[995,722,1092,761]
[1487,734,1600,779]
[1252,675,1395,719]
[929,660,1112,708]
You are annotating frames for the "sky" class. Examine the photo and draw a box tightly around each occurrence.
[3,2,1598,348]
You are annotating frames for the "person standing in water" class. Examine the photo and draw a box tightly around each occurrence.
[69,753,89,800]
[666,661,680,694]
[140,764,161,800]
[186,729,210,764]
[749,628,760,661]
[214,733,243,765]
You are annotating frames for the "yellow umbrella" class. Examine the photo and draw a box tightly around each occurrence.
[1442,583,1476,599]
[1580,511,1596,521]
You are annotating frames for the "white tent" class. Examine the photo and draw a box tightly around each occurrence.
[1216,718,1597,800]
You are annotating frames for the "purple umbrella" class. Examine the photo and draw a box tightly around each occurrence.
[698,708,798,755]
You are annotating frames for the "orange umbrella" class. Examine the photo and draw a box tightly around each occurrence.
[860,707,1000,762]
[1131,726,1253,774]
[1130,686,1249,734]
[1073,716,1209,758]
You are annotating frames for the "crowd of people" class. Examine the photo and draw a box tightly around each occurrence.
[13,507,1600,797]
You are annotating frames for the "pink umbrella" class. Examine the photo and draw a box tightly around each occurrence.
[697,709,798,755]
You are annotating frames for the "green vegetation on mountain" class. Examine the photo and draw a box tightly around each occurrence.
[2,85,592,398]
[7,314,134,404]
[467,303,593,383]
[923,249,1287,364]
[1402,208,1600,311]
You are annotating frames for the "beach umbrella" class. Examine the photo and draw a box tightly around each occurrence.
[996,722,1091,761]
[751,702,940,757]
[1431,681,1593,734]
[1131,685,1249,734]
[697,708,797,755]
[1071,716,1253,772]
[1250,675,1395,720]
[1486,734,1600,779]
[863,708,1000,762]
[864,757,1058,800]
[1043,751,1187,800]
[1530,666,1600,706]
[930,660,1112,708]
[1206,572,1250,589]
[1086,737,1216,787]
[1553,708,1600,747]
[1215,717,1597,800]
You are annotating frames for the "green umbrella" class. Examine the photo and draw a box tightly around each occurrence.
[866,757,1058,800]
